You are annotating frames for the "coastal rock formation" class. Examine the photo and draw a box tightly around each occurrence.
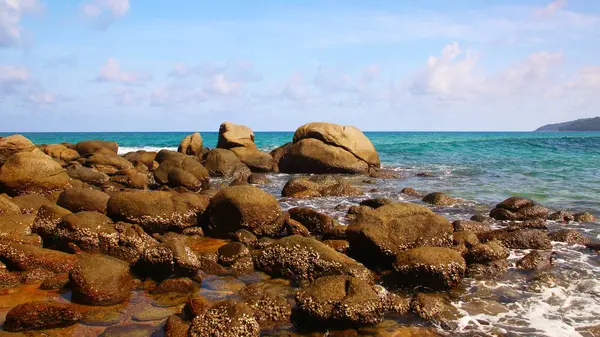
[65,165,110,186]
[204,148,247,176]
[393,247,466,290]
[188,299,260,337]
[0,150,71,196]
[153,150,209,187]
[422,192,457,206]
[489,197,548,221]
[294,275,386,326]
[3,301,82,332]
[178,132,203,157]
[69,254,133,306]
[216,122,274,172]
[478,228,552,250]
[277,122,380,174]
[346,202,453,267]
[203,185,283,237]
[282,175,363,198]
[107,191,209,233]
[254,235,374,283]
[57,188,110,213]
[75,140,118,156]
[0,135,36,164]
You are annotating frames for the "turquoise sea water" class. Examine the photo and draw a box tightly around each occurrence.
[4,131,599,215]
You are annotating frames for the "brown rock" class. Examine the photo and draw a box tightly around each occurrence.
[230,147,273,172]
[393,247,466,290]
[11,194,52,214]
[478,228,552,250]
[0,150,70,196]
[178,132,203,157]
[422,192,457,206]
[548,229,589,244]
[574,212,597,222]
[75,140,118,156]
[288,207,336,236]
[0,243,77,273]
[516,250,554,270]
[489,197,548,221]
[217,122,256,149]
[4,301,82,332]
[188,299,260,337]
[65,165,110,186]
[0,134,36,164]
[57,188,110,213]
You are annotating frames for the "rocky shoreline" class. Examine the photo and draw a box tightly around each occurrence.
[0,122,599,336]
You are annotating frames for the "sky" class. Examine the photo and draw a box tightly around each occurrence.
[1,0,599,132]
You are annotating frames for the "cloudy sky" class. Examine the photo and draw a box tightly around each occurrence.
[1,0,599,131]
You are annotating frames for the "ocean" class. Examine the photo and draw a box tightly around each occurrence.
[2,131,600,336]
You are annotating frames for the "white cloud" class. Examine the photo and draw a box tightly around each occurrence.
[566,66,600,89]
[111,87,140,105]
[168,60,262,82]
[203,74,241,96]
[281,72,310,103]
[27,92,56,104]
[410,42,482,100]
[0,0,43,48]
[535,0,567,16]
[95,58,151,84]
[0,64,60,107]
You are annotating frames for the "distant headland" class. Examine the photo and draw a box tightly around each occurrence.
[535,117,600,131]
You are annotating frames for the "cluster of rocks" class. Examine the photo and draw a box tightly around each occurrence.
[0,123,597,336]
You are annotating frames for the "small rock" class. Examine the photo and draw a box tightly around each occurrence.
[4,301,82,332]
[188,299,260,337]
[516,250,554,270]
[422,192,456,206]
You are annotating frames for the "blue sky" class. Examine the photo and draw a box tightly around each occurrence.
[1,0,599,131]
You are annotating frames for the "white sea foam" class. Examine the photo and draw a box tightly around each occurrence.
[117,146,177,155]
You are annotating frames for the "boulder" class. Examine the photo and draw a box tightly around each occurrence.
[42,144,80,162]
[217,122,256,149]
[203,149,245,177]
[574,212,597,222]
[516,250,554,270]
[110,167,149,189]
[489,197,548,221]
[57,188,110,213]
[69,254,133,306]
[11,194,52,214]
[165,315,191,337]
[270,142,292,172]
[254,235,373,283]
[282,175,363,198]
[478,228,552,250]
[288,207,336,236]
[548,229,589,244]
[247,173,270,185]
[0,243,77,273]
[464,240,509,264]
[217,242,250,266]
[0,214,36,243]
[452,220,491,234]
[32,204,71,239]
[65,165,110,186]
[54,212,157,263]
[393,247,466,290]
[153,150,209,186]
[295,275,385,326]
[230,147,273,172]
[107,191,208,233]
[466,260,510,279]
[422,192,456,206]
[3,301,82,332]
[136,234,201,279]
[0,195,20,214]
[75,140,118,157]
[203,185,283,237]
[346,202,453,267]
[278,122,379,174]
[188,299,260,337]
[0,135,36,164]
[548,211,575,222]
[123,150,157,170]
[238,279,293,327]
[0,150,70,196]
[359,198,393,209]
[84,153,133,175]
[167,167,201,189]
[178,132,203,157]
[411,293,460,328]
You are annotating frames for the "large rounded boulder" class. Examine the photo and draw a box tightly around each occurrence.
[346,202,453,267]
[57,188,110,213]
[278,122,380,174]
[203,185,283,237]
[254,235,373,283]
[107,191,209,233]
[153,150,209,187]
[0,135,36,164]
[69,254,133,306]
[204,148,246,177]
[295,275,385,326]
[0,150,70,196]
[217,122,256,149]
[393,247,466,290]
[75,140,118,157]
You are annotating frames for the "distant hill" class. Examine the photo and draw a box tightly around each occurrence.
[535,117,600,131]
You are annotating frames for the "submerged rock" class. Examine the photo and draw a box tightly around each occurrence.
[188,299,260,337]
[548,229,589,244]
[516,250,554,270]
[573,212,597,222]
[478,228,552,250]
[411,293,460,329]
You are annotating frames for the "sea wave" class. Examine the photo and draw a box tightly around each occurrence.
[117,146,177,155]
